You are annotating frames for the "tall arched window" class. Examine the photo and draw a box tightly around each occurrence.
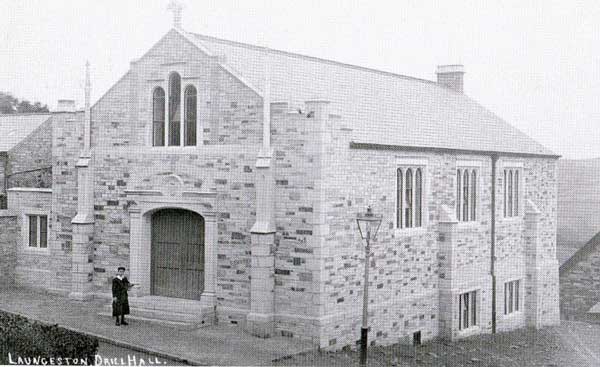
[503,168,521,218]
[503,170,508,217]
[456,170,462,220]
[514,170,519,216]
[405,169,413,228]
[415,169,422,227]
[168,72,181,146]
[396,166,423,229]
[508,170,513,217]
[184,85,197,146]
[471,170,477,220]
[152,87,165,146]
[463,170,469,221]
[397,169,403,228]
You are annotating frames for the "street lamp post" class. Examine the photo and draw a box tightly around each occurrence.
[356,206,382,366]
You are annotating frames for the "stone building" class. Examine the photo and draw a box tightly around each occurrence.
[0,18,560,349]
[557,158,600,264]
[557,158,600,321]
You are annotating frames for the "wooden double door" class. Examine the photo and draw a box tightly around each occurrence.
[151,209,205,300]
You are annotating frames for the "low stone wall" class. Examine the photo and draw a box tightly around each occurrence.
[0,211,18,287]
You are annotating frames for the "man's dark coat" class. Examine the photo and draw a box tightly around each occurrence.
[112,276,131,316]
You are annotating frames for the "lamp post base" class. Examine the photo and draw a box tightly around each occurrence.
[360,327,368,365]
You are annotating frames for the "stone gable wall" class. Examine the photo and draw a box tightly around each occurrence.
[79,29,264,304]
[92,30,261,149]
[8,118,53,189]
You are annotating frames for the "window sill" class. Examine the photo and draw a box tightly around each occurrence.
[149,145,201,150]
[457,325,481,337]
[500,216,523,223]
[502,310,523,319]
[393,226,427,237]
[456,221,481,229]
[23,246,50,253]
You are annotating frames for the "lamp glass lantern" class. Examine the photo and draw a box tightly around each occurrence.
[356,206,383,241]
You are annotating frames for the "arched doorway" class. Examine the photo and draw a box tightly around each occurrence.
[151,209,204,300]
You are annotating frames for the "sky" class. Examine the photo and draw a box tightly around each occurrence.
[1,0,599,159]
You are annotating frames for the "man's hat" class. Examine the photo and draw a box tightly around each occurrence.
[117,266,126,271]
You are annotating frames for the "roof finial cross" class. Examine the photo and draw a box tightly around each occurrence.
[167,0,184,29]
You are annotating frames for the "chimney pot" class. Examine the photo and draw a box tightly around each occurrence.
[436,65,465,93]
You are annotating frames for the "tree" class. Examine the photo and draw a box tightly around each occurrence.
[0,92,49,114]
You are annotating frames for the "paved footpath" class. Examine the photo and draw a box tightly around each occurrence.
[0,287,314,366]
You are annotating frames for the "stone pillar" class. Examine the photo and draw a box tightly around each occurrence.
[69,156,95,300]
[437,205,458,340]
[524,200,559,328]
[69,223,94,300]
[246,150,276,337]
[128,205,147,297]
[201,213,217,307]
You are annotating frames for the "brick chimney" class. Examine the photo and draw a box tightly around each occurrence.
[55,99,76,113]
[436,65,465,93]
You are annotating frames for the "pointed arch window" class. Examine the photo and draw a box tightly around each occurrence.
[471,170,477,221]
[456,166,478,222]
[415,169,422,227]
[507,170,513,217]
[152,87,165,146]
[503,168,521,218]
[396,165,424,229]
[456,170,462,220]
[184,85,197,146]
[405,169,413,228]
[396,168,403,228]
[462,170,469,221]
[168,72,181,146]
[503,170,508,217]
[514,171,519,216]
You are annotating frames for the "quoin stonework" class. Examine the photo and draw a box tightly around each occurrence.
[0,17,560,349]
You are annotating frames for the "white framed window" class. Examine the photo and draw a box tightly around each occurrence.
[27,214,48,248]
[458,290,478,330]
[396,166,424,229]
[504,279,521,315]
[503,168,521,218]
[456,168,478,222]
[151,71,198,147]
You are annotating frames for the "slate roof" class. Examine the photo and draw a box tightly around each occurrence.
[188,31,556,157]
[0,114,51,151]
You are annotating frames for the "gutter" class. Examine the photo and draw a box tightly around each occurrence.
[349,141,561,160]
[490,154,498,334]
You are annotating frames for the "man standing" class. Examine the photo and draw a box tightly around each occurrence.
[112,266,133,326]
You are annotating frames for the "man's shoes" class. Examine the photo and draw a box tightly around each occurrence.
[121,320,129,326]
[115,321,121,326]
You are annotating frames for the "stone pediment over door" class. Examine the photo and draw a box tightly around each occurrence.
[127,171,214,198]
